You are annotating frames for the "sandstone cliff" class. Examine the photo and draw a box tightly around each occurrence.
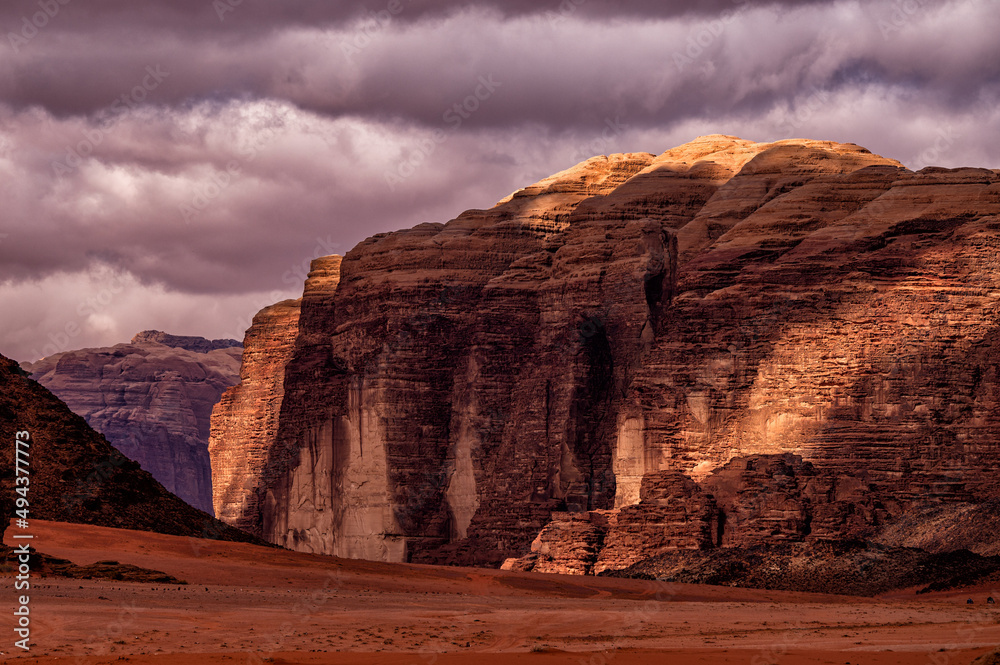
[24,332,242,513]
[211,135,1000,570]
[0,353,255,542]
[209,299,301,530]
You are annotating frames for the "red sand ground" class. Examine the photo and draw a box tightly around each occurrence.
[4,520,1000,664]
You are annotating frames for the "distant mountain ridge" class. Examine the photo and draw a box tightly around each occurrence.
[0,352,255,544]
[131,330,242,353]
[23,332,242,513]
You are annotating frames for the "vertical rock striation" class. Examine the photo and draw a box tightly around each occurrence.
[209,299,301,531]
[211,135,1000,570]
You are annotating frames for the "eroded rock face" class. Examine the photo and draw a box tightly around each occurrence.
[130,331,242,354]
[505,513,607,575]
[209,300,301,532]
[504,471,720,575]
[503,454,899,574]
[24,332,242,513]
[214,135,1000,567]
[702,454,888,547]
[595,471,720,573]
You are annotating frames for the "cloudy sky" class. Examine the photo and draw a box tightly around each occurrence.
[0,0,997,361]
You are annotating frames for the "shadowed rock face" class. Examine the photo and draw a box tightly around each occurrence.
[0,353,256,543]
[600,540,1000,597]
[23,332,242,514]
[212,134,1000,569]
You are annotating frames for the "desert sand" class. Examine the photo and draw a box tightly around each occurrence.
[5,520,1000,664]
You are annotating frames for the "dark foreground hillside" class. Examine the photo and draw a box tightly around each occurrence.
[0,352,259,545]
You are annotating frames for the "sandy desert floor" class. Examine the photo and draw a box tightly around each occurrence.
[4,520,1000,664]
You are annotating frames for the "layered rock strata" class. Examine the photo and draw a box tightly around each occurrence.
[24,332,242,513]
[503,471,720,575]
[503,454,888,573]
[130,330,242,353]
[209,299,302,530]
[0,353,256,542]
[211,135,1000,570]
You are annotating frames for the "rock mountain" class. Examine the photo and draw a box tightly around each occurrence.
[24,331,242,514]
[210,135,1000,573]
[0,352,254,544]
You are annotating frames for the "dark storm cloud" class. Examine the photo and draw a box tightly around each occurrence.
[0,102,542,294]
[1,1,997,132]
[0,0,826,35]
[1,0,999,361]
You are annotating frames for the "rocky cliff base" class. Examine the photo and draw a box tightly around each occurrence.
[600,540,1000,597]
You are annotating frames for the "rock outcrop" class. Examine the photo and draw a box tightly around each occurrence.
[209,299,301,530]
[0,353,256,542]
[24,332,242,513]
[502,472,720,575]
[211,135,1000,570]
[503,453,889,573]
[500,513,606,575]
[601,540,1000,597]
[702,454,887,546]
[595,471,720,573]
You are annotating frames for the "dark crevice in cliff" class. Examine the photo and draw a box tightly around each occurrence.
[644,269,666,311]
[715,509,727,546]
[571,317,616,511]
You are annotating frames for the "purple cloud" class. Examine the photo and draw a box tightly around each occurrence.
[0,0,998,361]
